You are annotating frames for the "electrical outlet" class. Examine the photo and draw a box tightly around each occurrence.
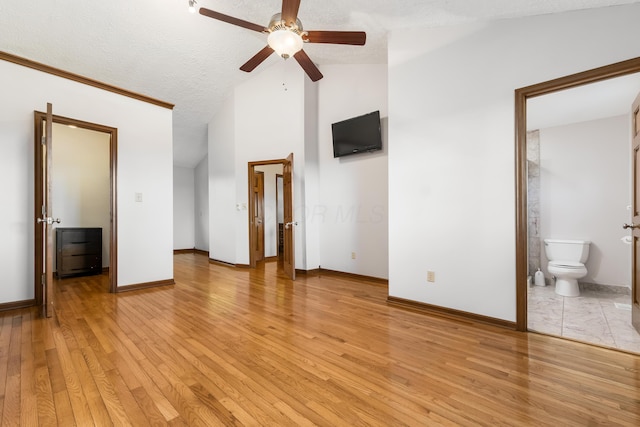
[351,252,356,260]
[427,271,435,282]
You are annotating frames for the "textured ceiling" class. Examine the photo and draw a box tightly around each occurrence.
[1,0,639,167]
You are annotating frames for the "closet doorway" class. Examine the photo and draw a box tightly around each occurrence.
[34,110,117,312]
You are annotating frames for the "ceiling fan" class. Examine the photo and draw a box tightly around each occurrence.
[199,0,366,82]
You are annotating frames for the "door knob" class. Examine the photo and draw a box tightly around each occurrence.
[37,217,61,225]
[623,223,638,229]
[284,221,298,229]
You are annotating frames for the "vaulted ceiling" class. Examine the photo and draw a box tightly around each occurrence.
[2,0,638,167]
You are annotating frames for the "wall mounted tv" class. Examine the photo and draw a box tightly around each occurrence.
[331,110,382,158]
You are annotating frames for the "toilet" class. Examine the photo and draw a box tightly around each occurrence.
[543,239,591,297]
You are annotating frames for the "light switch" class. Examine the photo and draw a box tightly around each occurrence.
[135,192,143,202]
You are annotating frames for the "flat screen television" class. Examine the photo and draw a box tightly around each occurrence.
[331,111,382,158]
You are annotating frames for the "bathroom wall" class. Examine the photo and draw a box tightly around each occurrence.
[539,115,631,288]
[527,130,541,276]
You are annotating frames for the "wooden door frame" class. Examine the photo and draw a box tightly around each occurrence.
[632,92,640,333]
[515,57,640,331]
[34,112,118,300]
[276,173,284,257]
[248,159,286,269]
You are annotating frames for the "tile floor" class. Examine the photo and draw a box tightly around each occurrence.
[528,283,640,353]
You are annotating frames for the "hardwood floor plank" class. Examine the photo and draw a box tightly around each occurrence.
[105,335,180,422]
[0,253,638,426]
[0,316,12,424]
[187,382,239,426]
[81,345,132,426]
[1,375,20,427]
[137,360,209,426]
[104,369,150,427]
[130,386,175,426]
[53,390,76,426]
[68,345,112,425]
[26,310,58,425]
[2,315,23,426]
[20,310,38,426]
[51,326,94,426]
[35,365,58,426]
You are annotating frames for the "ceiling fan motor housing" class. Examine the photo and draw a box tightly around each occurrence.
[268,13,304,34]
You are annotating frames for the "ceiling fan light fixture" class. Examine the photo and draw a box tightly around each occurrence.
[268,28,303,59]
[188,0,197,14]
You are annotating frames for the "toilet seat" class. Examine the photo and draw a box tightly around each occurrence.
[547,261,587,297]
[549,261,584,269]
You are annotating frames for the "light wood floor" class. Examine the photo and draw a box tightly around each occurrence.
[1,253,639,426]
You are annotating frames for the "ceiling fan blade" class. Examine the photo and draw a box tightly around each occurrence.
[240,46,275,72]
[281,0,301,26]
[304,31,366,45]
[199,8,267,33]
[293,50,323,82]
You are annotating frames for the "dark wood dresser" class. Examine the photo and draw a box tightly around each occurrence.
[56,227,102,278]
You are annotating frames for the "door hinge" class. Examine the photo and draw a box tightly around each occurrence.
[41,274,45,286]
[41,135,46,145]
[41,205,46,216]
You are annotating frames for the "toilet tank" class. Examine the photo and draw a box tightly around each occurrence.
[543,239,590,263]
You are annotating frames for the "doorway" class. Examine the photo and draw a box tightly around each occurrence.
[34,111,117,308]
[248,154,295,279]
[515,57,640,351]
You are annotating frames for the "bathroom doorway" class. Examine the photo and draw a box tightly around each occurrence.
[515,58,640,353]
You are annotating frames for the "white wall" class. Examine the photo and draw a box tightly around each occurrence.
[388,4,640,321]
[207,63,388,277]
[0,58,173,302]
[173,166,195,250]
[539,115,631,287]
[208,95,237,264]
[317,64,388,279]
[209,60,317,269]
[194,155,209,252]
[52,124,110,268]
[303,76,321,270]
[234,61,311,267]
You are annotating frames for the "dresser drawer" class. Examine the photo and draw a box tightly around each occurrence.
[60,255,101,272]
[59,229,101,245]
[61,241,101,256]
[56,227,102,278]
